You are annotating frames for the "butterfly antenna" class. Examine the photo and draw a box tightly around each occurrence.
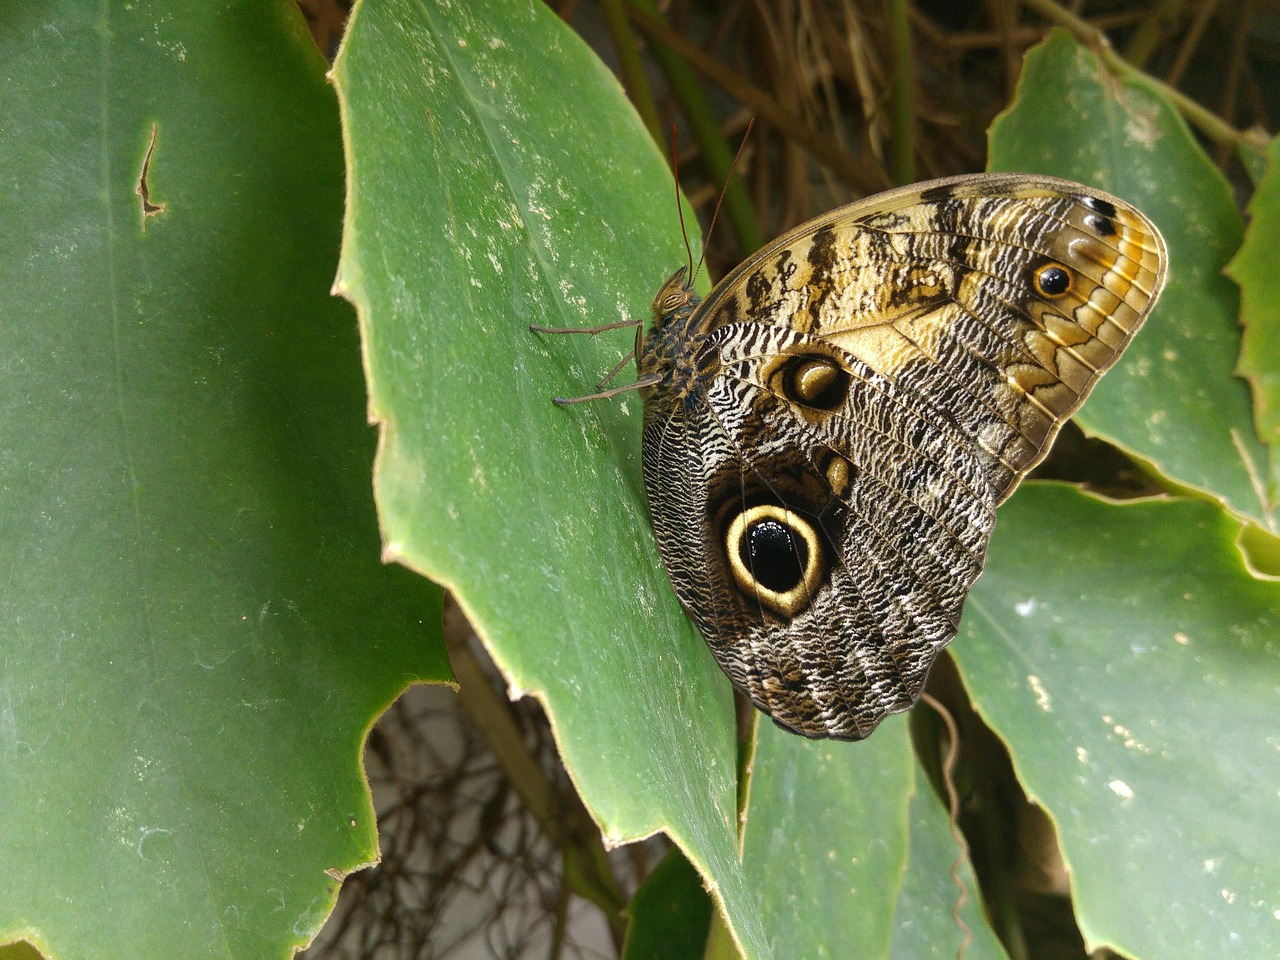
[691,117,755,288]
[672,124,694,280]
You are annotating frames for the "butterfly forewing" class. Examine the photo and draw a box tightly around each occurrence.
[695,176,1166,502]
[634,173,1166,740]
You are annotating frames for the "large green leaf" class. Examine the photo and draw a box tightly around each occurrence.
[1226,134,1280,508]
[989,31,1273,530]
[983,41,1279,956]
[742,720,914,958]
[953,485,1280,959]
[743,720,1008,960]
[331,0,769,952]
[0,3,444,958]
[890,785,1010,960]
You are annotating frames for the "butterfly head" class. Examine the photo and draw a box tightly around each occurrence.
[650,267,699,331]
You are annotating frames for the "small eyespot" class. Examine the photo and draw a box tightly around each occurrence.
[1084,212,1117,236]
[825,455,853,498]
[778,354,850,411]
[1081,195,1118,218]
[1034,263,1072,298]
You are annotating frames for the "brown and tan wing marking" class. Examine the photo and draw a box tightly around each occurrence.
[696,175,1166,502]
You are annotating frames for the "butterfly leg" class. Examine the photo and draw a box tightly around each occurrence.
[528,319,640,335]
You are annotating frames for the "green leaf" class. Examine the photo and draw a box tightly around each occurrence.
[985,37,1279,956]
[331,0,775,954]
[0,3,444,959]
[953,484,1280,959]
[1238,520,1280,578]
[741,720,1007,960]
[1226,133,1280,508]
[989,30,1272,529]
[890,787,1009,960]
[742,719,915,958]
[622,847,714,960]
[1239,141,1271,187]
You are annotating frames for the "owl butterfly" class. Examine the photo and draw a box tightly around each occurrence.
[539,174,1166,741]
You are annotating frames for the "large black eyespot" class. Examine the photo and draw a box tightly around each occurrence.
[725,504,824,618]
[1034,263,1072,298]
[779,354,850,410]
[740,518,807,593]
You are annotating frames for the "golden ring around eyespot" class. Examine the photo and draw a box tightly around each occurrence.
[1033,262,1073,299]
[725,505,824,619]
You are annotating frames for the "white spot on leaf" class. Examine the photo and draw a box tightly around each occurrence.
[1107,778,1134,801]
[1027,674,1052,711]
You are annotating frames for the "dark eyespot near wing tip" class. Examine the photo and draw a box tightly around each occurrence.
[1081,195,1118,218]
[1084,212,1117,236]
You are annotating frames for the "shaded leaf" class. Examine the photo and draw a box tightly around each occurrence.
[742,719,915,958]
[622,847,713,960]
[741,720,1007,960]
[890,788,1009,960]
